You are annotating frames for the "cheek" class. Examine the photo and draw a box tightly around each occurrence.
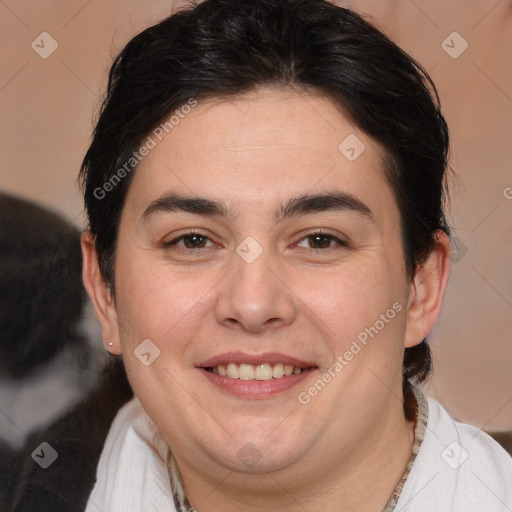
[114,256,220,349]
[293,261,404,340]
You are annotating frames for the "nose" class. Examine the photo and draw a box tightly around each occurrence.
[214,250,297,334]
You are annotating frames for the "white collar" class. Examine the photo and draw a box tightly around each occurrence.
[86,389,512,512]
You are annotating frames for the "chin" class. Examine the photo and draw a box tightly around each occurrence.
[213,443,304,475]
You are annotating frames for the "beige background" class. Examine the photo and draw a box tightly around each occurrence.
[1,0,511,429]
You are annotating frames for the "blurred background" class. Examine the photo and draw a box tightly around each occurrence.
[0,0,511,450]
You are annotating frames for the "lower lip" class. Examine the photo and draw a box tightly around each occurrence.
[199,367,317,399]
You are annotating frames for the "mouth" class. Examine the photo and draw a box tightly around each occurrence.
[204,362,311,380]
[197,352,318,398]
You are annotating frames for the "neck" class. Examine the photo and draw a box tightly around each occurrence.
[174,392,416,512]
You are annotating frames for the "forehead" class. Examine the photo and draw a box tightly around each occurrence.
[123,87,396,222]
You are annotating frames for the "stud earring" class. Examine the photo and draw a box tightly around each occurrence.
[109,342,113,346]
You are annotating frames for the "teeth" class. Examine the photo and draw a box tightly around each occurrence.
[227,363,239,379]
[272,363,284,378]
[209,362,307,380]
[239,363,254,380]
[255,363,273,380]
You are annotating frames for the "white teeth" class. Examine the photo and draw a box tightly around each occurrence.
[255,363,273,380]
[210,362,306,380]
[226,363,239,379]
[239,363,255,380]
[272,363,284,378]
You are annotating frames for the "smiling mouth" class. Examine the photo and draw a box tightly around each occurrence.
[204,362,316,380]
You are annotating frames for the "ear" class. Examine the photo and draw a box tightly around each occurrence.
[81,228,121,354]
[404,230,451,348]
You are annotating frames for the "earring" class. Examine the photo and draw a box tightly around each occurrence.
[109,342,113,347]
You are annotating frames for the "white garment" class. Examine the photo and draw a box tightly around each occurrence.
[86,393,512,512]
[85,398,177,512]
[394,395,512,511]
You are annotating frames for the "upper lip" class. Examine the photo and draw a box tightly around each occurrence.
[197,352,316,369]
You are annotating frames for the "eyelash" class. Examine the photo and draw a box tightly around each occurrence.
[163,230,348,252]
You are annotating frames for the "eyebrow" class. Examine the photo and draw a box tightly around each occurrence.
[141,191,375,224]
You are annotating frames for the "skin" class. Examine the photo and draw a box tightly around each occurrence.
[82,86,451,512]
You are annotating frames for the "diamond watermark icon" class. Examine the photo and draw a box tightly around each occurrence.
[31,442,58,469]
[31,32,59,59]
[237,442,262,468]
[236,236,263,264]
[134,338,161,366]
[441,441,469,469]
[441,32,468,59]
[338,134,365,161]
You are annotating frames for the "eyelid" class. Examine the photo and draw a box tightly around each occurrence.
[294,229,348,248]
[162,229,220,248]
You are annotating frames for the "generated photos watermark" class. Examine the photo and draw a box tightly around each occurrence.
[93,97,198,200]
[298,301,403,405]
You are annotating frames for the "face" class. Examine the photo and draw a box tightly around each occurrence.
[84,87,447,482]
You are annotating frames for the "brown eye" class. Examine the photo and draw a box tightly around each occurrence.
[182,234,208,248]
[308,234,332,249]
[164,232,216,250]
[296,232,346,250]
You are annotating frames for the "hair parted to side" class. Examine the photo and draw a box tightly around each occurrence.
[79,0,451,410]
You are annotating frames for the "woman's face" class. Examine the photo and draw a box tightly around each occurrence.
[85,87,442,480]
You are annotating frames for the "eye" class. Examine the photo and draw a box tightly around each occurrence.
[164,232,217,250]
[296,232,346,250]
